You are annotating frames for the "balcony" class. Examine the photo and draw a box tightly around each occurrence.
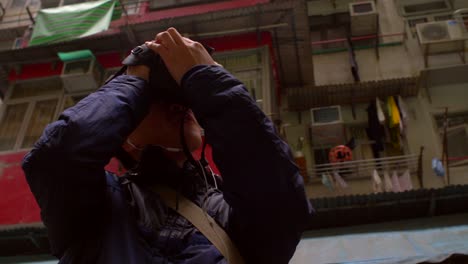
[287,76,419,111]
[308,152,424,187]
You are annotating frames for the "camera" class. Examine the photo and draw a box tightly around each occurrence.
[120,43,214,105]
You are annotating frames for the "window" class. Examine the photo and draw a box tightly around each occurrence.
[213,48,272,114]
[408,17,428,28]
[21,98,58,148]
[352,3,373,14]
[10,78,61,99]
[232,69,263,108]
[310,13,351,50]
[314,147,331,165]
[0,77,62,151]
[0,103,28,151]
[119,0,142,15]
[403,1,449,14]
[62,94,87,110]
[63,60,92,75]
[435,112,468,166]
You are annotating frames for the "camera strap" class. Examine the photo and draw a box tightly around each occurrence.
[152,185,244,264]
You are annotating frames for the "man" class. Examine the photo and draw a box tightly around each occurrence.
[22,28,313,263]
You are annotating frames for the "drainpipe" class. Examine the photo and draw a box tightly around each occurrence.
[291,12,304,86]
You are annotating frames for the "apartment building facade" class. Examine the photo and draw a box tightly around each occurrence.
[283,0,468,199]
[1,0,468,262]
[0,0,315,260]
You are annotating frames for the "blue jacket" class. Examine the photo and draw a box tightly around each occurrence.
[22,65,314,263]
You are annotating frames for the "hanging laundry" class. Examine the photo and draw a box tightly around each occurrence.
[432,158,445,177]
[399,170,413,191]
[391,170,402,192]
[376,98,386,124]
[397,96,409,122]
[366,101,386,158]
[387,96,401,128]
[387,96,403,149]
[383,171,393,192]
[372,169,383,193]
[394,95,409,135]
[333,172,348,189]
[322,173,335,191]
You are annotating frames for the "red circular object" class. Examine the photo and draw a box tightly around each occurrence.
[329,145,353,163]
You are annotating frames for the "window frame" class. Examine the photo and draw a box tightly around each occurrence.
[58,91,89,113]
[0,76,64,153]
[212,46,273,116]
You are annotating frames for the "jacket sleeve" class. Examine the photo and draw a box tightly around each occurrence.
[21,75,151,257]
[181,65,314,264]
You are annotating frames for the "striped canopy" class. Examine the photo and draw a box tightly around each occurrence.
[29,0,121,46]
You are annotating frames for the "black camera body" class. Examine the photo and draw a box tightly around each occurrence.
[120,43,214,105]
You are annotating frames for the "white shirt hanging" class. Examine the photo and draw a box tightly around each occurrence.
[399,169,413,191]
[383,171,393,192]
[376,98,386,124]
[391,170,402,192]
[333,171,348,189]
[372,169,383,193]
[322,173,335,191]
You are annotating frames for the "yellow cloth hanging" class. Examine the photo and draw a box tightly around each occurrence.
[387,96,401,128]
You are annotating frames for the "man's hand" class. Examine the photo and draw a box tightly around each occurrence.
[145,28,217,85]
[127,65,150,82]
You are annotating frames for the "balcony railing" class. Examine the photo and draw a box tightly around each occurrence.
[308,151,424,187]
[311,32,406,55]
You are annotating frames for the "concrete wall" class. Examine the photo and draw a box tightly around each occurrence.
[311,0,468,86]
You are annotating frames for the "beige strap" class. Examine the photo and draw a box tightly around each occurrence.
[152,186,245,264]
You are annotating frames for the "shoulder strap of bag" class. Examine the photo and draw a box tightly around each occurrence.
[152,185,244,264]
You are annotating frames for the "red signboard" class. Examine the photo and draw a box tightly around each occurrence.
[0,151,41,226]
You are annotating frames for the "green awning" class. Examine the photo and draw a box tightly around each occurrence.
[29,0,121,47]
[57,49,95,62]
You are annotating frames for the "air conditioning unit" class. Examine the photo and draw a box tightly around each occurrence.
[406,12,454,37]
[397,0,452,17]
[61,58,103,93]
[416,20,467,53]
[309,106,345,146]
[350,1,378,36]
